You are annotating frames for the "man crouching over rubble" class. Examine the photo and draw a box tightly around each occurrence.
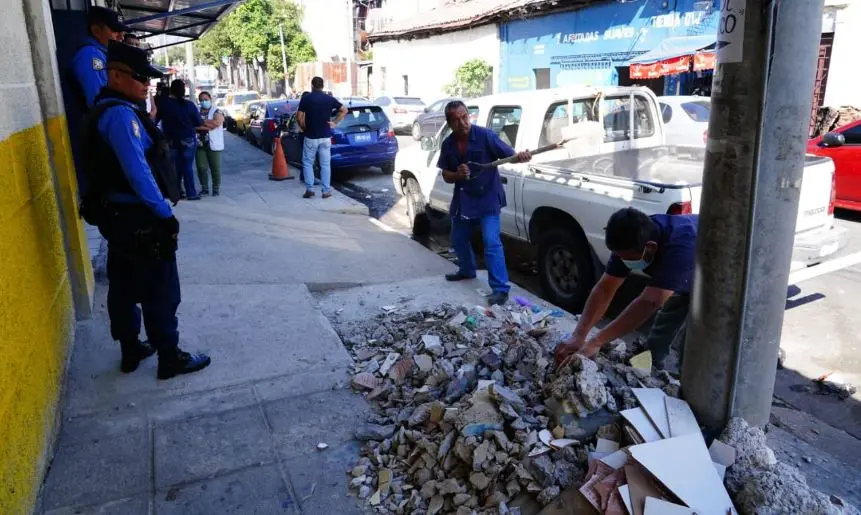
[555,207,697,370]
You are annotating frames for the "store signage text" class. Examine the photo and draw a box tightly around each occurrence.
[560,10,709,44]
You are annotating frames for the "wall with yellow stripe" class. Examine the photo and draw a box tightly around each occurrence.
[0,0,94,512]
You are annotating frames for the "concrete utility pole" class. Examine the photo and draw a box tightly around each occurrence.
[682,0,824,432]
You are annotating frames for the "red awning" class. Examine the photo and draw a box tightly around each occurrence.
[630,55,692,80]
[693,51,716,72]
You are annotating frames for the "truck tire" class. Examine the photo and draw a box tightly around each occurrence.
[537,227,596,313]
[404,177,430,237]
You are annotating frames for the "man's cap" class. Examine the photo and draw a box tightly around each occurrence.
[107,42,164,78]
[88,6,131,32]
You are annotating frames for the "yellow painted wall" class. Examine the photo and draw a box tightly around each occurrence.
[0,0,90,511]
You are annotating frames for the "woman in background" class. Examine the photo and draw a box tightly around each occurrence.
[196,91,225,196]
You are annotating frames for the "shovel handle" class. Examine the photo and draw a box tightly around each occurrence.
[470,138,574,168]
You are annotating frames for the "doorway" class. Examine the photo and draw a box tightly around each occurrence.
[533,68,550,90]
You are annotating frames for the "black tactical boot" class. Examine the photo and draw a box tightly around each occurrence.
[120,339,156,373]
[157,349,211,380]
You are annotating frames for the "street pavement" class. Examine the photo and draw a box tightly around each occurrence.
[36,134,568,514]
[38,132,861,513]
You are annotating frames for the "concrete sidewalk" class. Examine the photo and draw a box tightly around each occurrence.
[35,135,545,515]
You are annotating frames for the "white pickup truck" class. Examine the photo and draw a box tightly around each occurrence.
[392,86,844,310]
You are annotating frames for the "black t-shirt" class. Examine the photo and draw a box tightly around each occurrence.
[297,91,343,139]
[605,214,698,294]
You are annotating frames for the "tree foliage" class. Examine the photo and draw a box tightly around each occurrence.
[193,0,316,79]
[446,59,492,98]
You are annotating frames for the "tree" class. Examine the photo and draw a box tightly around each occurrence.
[194,21,236,68]
[191,0,315,86]
[446,59,492,98]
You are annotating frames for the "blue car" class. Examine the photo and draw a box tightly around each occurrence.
[246,99,300,154]
[279,101,398,174]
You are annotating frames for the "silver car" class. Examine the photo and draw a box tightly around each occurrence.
[375,96,426,134]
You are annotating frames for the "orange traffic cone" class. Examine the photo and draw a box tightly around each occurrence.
[269,137,293,181]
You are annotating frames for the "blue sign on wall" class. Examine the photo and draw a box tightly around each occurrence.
[499,0,719,92]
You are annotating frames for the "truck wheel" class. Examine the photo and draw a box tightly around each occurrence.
[537,227,596,313]
[404,177,429,237]
[412,122,422,141]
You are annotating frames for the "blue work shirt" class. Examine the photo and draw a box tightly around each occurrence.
[96,97,173,219]
[605,214,699,294]
[157,97,203,143]
[297,91,342,139]
[69,36,107,109]
[436,125,515,219]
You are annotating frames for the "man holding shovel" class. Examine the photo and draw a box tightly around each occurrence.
[438,101,532,306]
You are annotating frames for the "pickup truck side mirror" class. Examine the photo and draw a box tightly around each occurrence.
[822,132,845,148]
[420,136,435,151]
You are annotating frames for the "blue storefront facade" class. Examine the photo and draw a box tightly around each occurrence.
[499,0,720,93]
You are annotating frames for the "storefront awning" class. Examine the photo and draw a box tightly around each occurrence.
[119,0,244,48]
[629,35,716,79]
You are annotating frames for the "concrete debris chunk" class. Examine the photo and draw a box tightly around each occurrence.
[334,304,856,515]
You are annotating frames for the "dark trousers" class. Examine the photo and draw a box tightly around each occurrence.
[645,293,690,370]
[171,140,197,198]
[99,207,181,354]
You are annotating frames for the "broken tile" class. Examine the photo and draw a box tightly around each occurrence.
[664,397,700,438]
[352,373,380,390]
[628,434,734,515]
[621,408,662,443]
[643,497,696,515]
[631,389,671,439]
[708,439,736,468]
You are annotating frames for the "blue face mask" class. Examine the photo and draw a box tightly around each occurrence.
[200,100,211,109]
[621,246,654,271]
[621,258,650,271]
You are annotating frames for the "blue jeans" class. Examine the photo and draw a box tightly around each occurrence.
[302,137,332,193]
[171,140,197,198]
[451,215,510,294]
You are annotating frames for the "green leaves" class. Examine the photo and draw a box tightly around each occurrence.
[194,0,316,79]
[445,59,492,98]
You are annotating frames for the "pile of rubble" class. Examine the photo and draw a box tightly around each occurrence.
[334,302,857,515]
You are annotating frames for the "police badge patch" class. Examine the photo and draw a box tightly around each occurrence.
[92,57,104,71]
[131,119,141,138]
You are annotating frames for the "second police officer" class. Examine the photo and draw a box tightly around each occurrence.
[81,42,211,379]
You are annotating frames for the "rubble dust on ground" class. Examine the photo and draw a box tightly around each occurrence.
[332,302,857,515]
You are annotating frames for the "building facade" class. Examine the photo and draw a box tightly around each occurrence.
[371,23,501,101]
[499,0,720,92]
[820,0,860,108]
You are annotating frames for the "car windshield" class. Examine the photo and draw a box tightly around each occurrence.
[267,101,296,117]
[681,101,710,122]
[233,93,259,104]
[394,97,425,106]
[339,106,387,129]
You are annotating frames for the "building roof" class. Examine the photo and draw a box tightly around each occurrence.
[369,0,592,41]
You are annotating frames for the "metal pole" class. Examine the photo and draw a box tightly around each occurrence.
[345,0,353,96]
[185,41,196,96]
[681,0,824,432]
[279,23,289,92]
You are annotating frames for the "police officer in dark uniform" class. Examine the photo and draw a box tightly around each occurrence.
[81,42,211,379]
[69,6,128,111]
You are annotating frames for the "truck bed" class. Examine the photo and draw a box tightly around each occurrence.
[537,148,834,191]
[536,146,705,189]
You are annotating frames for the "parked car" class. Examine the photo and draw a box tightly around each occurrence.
[246,99,300,153]
[232,100,259,135]
[393,86,843,310]
[280,101,398,174]
[657,95,711,151]
[340,96,370,104]
[807,119,861,212]
[412,97,462,140]
[375,96,426,134]
[223,90,261,132]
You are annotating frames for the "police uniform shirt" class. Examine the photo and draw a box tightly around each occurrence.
[96,97,173,218]
[605,214,699,294]
[71,36,108,108]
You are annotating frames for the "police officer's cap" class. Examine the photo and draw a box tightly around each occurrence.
[107,42,164,78]
[88,6,131,32]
